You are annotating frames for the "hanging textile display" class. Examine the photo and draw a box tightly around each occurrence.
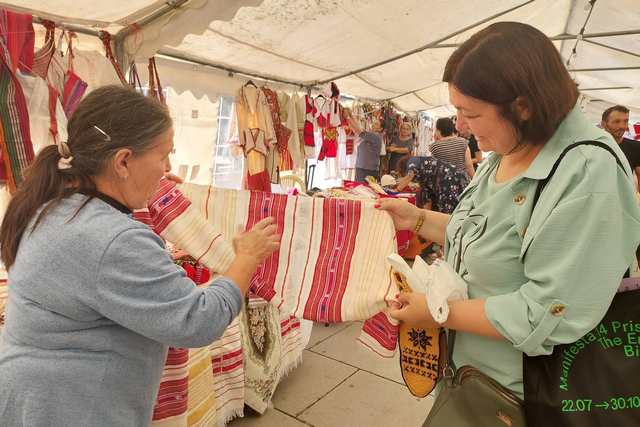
[301,94,316,158]
[47,44,66,99]
[415,115,433,157]
[0,19,34,192]
[262,86,291,173]
[284,92,305,172]
[99,31,128,86]
[232,83,276,191]
[148,57,166,105]
[128,62,143,90]
[32,20,55,79]
[16,72,67,153]
[339,108,356,180]
[0,9,34,75]
[72,49,123,93]
[61,33,88,118]
[139,180,400,356]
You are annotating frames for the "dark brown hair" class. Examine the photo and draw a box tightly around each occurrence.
[0,85,172,268]
[435,117,456,137]
[601,105,629,122]
[443,22,579,145]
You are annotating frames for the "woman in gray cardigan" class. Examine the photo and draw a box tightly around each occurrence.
[0,85,280,427]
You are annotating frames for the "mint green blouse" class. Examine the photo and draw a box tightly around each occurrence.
[444,104,640,398]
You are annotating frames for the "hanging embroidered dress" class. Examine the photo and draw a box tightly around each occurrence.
[233,85,277,190]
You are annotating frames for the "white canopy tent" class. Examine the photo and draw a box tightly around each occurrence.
[2,0,639,122]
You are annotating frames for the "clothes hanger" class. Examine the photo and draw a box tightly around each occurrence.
[244,80,257,88]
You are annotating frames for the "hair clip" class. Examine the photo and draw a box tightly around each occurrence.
[93,125,111,141]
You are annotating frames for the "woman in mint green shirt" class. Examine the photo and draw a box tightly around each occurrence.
[378,22,640,399]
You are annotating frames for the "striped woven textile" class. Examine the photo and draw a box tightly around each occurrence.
[0,10,34,74]
[150,262,218,427]
[62,71,88,118]
[0,36,34,192]
[210,318,244,426]
[142,180,399,357]
[177,182,397,323]
[32,21,55,79]
[144,179,236,274]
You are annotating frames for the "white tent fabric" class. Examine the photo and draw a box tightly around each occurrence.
[0,0,167,28]
[138,0,639,114]
[2,0,640,116]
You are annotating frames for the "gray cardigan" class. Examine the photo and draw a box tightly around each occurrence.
[0,194,242,426]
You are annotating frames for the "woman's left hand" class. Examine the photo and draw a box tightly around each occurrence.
[375,198,422,231]
[389,292,440,328]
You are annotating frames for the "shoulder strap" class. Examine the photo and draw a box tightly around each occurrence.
[532,140,627,210]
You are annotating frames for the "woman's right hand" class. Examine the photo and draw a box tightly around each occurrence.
[375,198,423,231]
[233,217,280,264]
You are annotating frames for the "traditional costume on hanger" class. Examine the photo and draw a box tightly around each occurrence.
[262,87,293,173]
[233,84,276,192]
[282,92,305,173]
[16,72,67,154]
[72,50,122,93]
[301,94,316,158]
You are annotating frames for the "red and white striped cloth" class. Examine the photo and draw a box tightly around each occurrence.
[150,263,218,427]
[141,180,400,357]
[210,319,244,426]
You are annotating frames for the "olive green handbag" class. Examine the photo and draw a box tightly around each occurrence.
[422,331,525,427]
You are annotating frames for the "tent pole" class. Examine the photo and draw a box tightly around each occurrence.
[32,16,101,37]
[384,82,442,102]
[580,86,633,91]
[155,51,311,89]
[569,66,640,72]
[552,29,640,40]
[413,28,640,50]
[312,0,535,85]
[582,39,640,60]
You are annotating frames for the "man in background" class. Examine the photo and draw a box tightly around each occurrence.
[601,105,640,191]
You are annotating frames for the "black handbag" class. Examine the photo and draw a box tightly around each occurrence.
[523,141,640,426]
[524,285,640,426]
